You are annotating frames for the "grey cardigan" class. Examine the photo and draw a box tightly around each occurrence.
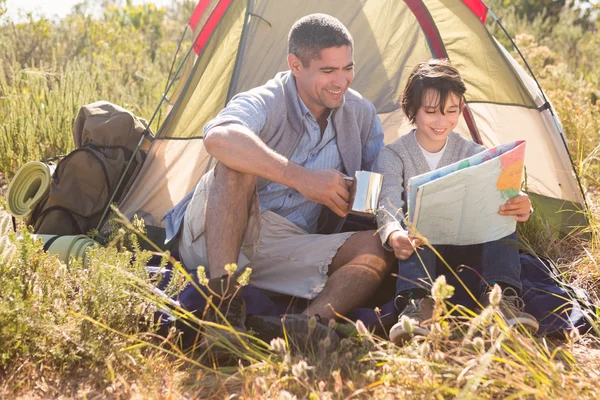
[225,71,380,190]
[373,130,485,247]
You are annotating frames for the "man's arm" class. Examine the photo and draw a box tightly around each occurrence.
[204,124,351,217]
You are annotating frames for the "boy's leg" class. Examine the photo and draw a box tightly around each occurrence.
[480,232,522,292]
[479,232,538,332]
[395,246,438,300]
[389,246,439,344]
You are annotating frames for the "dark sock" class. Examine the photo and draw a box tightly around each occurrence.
[481,280,520,296]
[400,288,429,300]
[395,288,429,311]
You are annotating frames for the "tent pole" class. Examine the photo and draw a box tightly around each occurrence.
[488,8,589,215]
[225,0,254,102]
[94,15,200,233]
[156,24,190,129]
[202,0,254,174]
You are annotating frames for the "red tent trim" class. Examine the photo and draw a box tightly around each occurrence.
[188,0,211,30]
[461,0,488,24]
[192,0,234,55]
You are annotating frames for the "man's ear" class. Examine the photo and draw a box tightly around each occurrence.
[288,53,303,77]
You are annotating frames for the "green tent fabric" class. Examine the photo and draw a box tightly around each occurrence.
[33,234,96,268]
[7,162,55,218]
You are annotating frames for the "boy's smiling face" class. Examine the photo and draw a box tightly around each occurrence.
[414,89,462,152]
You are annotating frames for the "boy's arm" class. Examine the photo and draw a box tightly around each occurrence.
[373,146,406,250]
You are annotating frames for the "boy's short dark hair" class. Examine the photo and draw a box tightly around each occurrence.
[288,14,354,67]
[402,59,467,124]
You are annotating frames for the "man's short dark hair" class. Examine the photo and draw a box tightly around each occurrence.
[288,14,354,67]
[402,59,467,124]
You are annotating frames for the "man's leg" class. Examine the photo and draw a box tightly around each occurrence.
[303,230,395,320]
[205,163,257,279]
[199,164,257,345]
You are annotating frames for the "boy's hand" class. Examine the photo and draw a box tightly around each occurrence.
[388,230,423,260]
[499,192,532,222]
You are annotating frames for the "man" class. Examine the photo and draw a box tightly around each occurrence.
[170,14,393,341]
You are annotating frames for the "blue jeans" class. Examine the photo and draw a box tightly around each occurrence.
[395,232,522,295]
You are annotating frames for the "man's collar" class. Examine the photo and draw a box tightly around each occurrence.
[296,91,334,121]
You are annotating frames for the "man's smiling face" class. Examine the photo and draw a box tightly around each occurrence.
[289,45,354,119]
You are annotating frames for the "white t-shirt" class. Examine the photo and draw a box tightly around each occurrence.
[417,136,448,171]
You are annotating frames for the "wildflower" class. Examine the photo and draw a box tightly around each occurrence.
[419,341,431,357]
[270,337,287,354]
[433,350,446,363]
[224,263,238,276]
[318,380,327,391]
[400,315,415,334]
[279,390,297,400]
[554,361,565,372]
[472,337,485,353]
[356,319,369,335]
[236,267,252,286]
[308,315,317,331]
[365,369,377,382]
[328,318,336,330]
[489,284,502,307]
[431,275,455,303]
[569,327,581,341]
[320,336,331,350]
[291,360,309,379]
[196,266,209,287]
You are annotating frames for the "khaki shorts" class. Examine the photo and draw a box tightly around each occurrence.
[179,169,355,299]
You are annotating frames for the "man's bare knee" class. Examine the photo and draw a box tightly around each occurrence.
[330,230,394,277]
[214,163,256,193]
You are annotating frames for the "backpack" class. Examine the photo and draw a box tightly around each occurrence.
[28,101,151,236]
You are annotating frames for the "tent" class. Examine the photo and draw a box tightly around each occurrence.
[116,0,588,240]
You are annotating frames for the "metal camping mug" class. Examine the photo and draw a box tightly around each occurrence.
[344,171,384,215]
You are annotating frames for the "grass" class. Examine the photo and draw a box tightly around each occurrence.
[1,0,600,398]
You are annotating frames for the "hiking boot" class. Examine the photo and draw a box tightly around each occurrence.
[200,281,248,358]
[246,313,340,353]
[389,297,434,345]
[479,286,539,333]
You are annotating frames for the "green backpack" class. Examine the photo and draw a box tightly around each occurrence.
[29,101,151,235]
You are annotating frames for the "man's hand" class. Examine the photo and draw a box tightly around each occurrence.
[499,192,532,222]
[294,169,352,217]
[388,230,424,260]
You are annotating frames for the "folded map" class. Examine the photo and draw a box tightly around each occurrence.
[407,140,526,246]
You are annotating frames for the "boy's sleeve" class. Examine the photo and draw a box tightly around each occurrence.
[373,146,406,250]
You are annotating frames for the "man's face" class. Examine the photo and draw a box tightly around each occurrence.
[288,45,354,118]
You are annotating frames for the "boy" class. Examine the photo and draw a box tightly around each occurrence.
[374,59,538,344]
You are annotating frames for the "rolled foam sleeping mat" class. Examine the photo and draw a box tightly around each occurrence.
[7,161,55,218]
[34,234,96,268]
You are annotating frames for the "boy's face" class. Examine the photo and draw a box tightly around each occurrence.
[288,45,354,119]
[414,89,462,151]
